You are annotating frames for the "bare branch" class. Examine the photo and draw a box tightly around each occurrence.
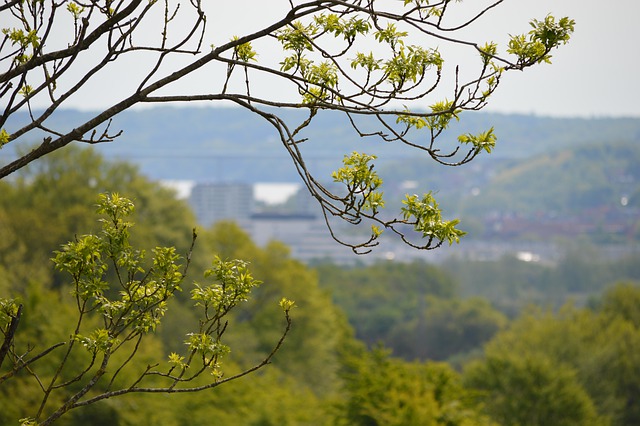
[0,304,22,369]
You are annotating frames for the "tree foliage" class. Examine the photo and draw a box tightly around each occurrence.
[315,261,506,361]
[338,347,497,426]
[0,145,206,304]
[0,0,574,252]
[204,222,354,396]
[0,193,293,425]
[464,352,604,426]
[465,283,640,426]
[1,148,639,424]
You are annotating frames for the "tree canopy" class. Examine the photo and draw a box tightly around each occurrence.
[0,0,574,252]
[1,148,640,425]
[464,283,640,426]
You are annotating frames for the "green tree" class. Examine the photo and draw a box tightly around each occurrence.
[152,222,367,425]
[316,260,506,361]
[0,151,364,424]
[389,296,507,361]
[466,283,640,426]
[464,352,604,426]
[597,282,640,327]
[0,146,202,290]
[0,0,574,252]
[315,260,456,349]
[338,347,497,426]
[0,1,577,422]
[586,284,640,425]
[0,194,293,425]
[442,255,553,315]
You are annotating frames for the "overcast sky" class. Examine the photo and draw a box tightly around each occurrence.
[38,0,640,118]
[477,0,639,117]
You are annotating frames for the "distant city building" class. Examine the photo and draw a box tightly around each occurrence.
[249,212,352,262]
[286,187,320,215]
[189,182,254,226]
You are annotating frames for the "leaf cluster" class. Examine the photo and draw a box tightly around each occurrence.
[332,152,384,214]
[402,192,466,246]
[507,15,575,66]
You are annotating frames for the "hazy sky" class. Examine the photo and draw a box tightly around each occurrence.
[477,0,640,117]
[35,0,640,118]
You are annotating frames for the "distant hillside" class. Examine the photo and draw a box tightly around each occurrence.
[4,107,640,182]
[374,139,640,244]
[3,107,639,245]
[470,141,638,243]
[459,140,640,215]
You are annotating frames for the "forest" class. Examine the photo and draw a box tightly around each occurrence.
[1,147,639,425]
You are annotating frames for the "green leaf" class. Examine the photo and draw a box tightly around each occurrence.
[194,256,261,311]
[332,152,385,212]
[423,100,461,131]
[279,298,296,312]
[479,42,498,66]
[0,128,9,148]
[396,109,427,129]
[401,192,466,245]
[374,23,407,46]
[383,45,442,86]
[351,52,382,72]
[75,328,120,353]
[66,2,85,19]
[231,36,257,62]
[0,298,20,327]
[458,127,497,153]
[315,13,371,40]
[276,21,317,53]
